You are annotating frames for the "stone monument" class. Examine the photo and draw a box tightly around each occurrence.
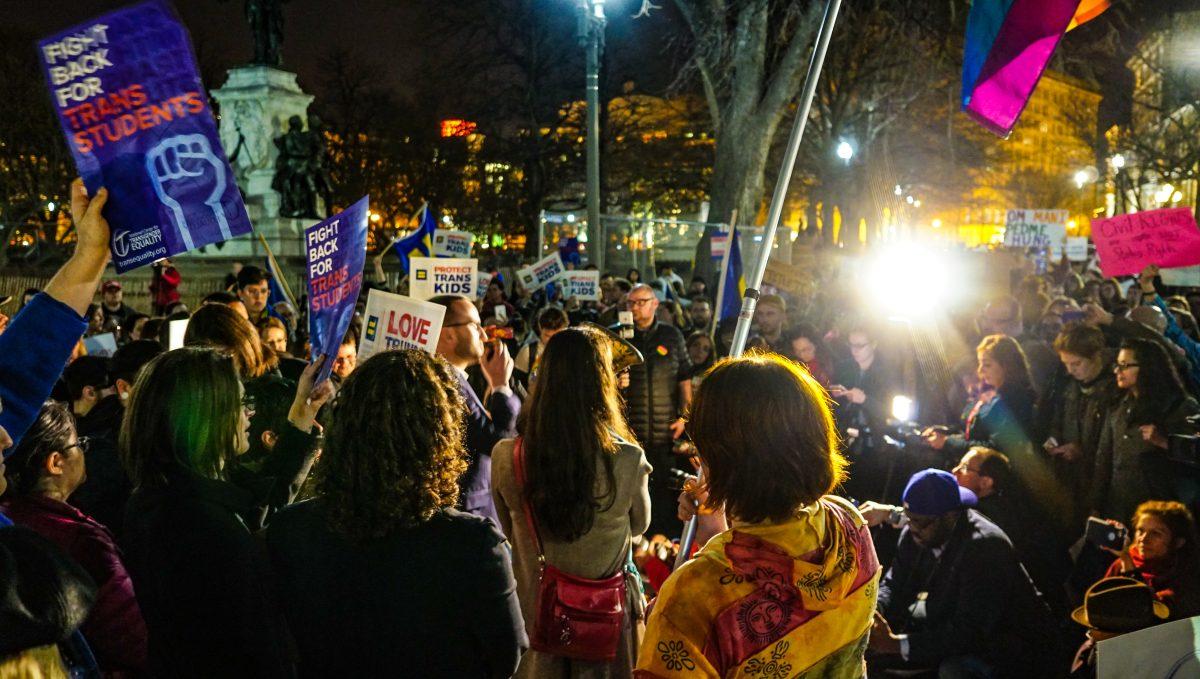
[204,0,316,259]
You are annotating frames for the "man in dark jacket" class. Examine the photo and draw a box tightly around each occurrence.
[432,295,520,529]
[617,284,691,536]
[869,469,1059,678]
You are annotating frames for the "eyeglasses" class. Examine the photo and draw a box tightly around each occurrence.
[241,394,257,412]
[849,342,873,350]
[1114,362,1140,372]
[64,437,91,455]
[444,319,483,330]
[628,298,655,307]
[952,461,982,475]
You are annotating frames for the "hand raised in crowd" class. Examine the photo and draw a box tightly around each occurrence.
[921,426,948,451]
[481,340,514,391]
[1139,424,1169,450]
[669,417,687,439]
[288,355,337,433]
[1138,263,1160,293]
[69,178,111,259]
[1082,302,1112,327]
[43,179,112,316]
[868,611,902,655]
[858,500,899,528]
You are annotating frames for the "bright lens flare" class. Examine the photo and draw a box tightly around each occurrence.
[863,245,953,317]
[891,395,914,422]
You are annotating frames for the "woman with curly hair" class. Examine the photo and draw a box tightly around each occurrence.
[266,350,527,678]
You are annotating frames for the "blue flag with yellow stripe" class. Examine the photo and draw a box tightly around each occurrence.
[718,228,745,322]
[390,204,437,274]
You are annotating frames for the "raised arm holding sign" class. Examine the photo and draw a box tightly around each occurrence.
[39,1,252,272]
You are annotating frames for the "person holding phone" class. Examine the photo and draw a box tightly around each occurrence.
[1099,501,1200,621]
[431,294,520,529]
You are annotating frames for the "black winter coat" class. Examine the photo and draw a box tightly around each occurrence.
[620,321,690,453]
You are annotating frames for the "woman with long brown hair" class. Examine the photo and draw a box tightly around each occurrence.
[492,326,651,678]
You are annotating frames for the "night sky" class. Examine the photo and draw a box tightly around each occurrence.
[5,0,681,114]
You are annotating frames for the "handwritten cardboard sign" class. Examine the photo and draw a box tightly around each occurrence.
[1091,208,1200,277]
[1003,209,1067,251]
[39,1,252,272]
[409,256,478,300]
[305,196,368,383]
[358,289,445,360]
[517,252,565,291]
[432,229,474,258]
[563,270,600,301]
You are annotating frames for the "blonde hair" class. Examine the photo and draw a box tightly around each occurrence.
[0,645,68,679]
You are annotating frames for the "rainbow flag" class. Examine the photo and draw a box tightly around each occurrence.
[962,0,1109,137]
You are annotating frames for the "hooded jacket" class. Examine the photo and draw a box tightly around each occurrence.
[636,496,879,678]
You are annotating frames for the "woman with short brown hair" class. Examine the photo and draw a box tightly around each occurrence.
[636,353,878,678]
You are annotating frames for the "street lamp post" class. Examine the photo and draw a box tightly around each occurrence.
[578,0,606,272]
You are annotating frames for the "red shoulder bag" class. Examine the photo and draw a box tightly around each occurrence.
[513,438,626,662]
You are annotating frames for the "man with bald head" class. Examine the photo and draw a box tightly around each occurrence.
[616,283,692,535]
[430,294,519,528]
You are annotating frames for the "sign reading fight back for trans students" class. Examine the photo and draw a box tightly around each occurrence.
[563,270,600,301]
[517,252,566,291]
[306,196,369,384]
[409,257,478,300]
[38,1,252,273]
[1091,208,1200,277]
[432,230,474,258]
[1003,209,1068,251]
[357,289,446,362]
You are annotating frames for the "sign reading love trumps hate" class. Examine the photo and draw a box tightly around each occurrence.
[1091,208,1200,277]
[358,290,446,361]
[38,1,251,273]
[306,196,369,383]
[409,257,478,300]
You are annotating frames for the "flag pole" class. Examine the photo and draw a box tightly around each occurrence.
[708,210,737,340]
[675,0,843,570]
[257,232,298,308]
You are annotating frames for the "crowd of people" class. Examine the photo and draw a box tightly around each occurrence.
[1,180,1199,678]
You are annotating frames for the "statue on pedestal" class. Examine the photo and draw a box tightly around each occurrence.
[246,0,286,67]
[272,115,319,218]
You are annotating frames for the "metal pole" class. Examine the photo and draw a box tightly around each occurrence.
[584,1,606,272]
[675,0,843,569]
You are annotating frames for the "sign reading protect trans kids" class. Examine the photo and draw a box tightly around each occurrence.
[409,257,478,300]
[38,1,252,272]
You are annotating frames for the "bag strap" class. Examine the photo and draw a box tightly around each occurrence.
[513,438,546,567]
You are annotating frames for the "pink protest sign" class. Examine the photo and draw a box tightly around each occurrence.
[1091,208,1200,277]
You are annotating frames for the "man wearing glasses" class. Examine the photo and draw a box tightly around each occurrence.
[616,284,691,536]
[430,295,519,529]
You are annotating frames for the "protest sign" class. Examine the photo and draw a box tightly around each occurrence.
[476,271,494,299]
[711,234,729,259]
[1002,209,1068,251]
[306,196,369,383]
[563,270,600,300]
[83,332,117,357]
[410,257,478,300]
[1161,265,1200,288]
[517,252,566,291]
[1091,208,1200,277]
[167,318,188,350]
[1065,236,1089,262]
[358,290,446,361]
[1098,615,1200,679]
[432,230,474,258]
[38,1,251,272]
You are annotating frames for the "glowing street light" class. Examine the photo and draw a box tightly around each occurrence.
[836,140,854,162]
[1111,154,1126,170]
[1074,170,1089,189]
[46,201,56,212]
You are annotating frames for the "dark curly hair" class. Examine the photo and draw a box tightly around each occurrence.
[317,350,468,542]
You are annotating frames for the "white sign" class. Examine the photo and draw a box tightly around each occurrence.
[410,256,478,300]
[167,319,188,350]
[83,332,117,357]
[433,230,474,258]
[1003,209,1068,250]
[1161,265,1200,288]
[358,289,446,360]
[1065,236,1089,262]
[476,271,494,299]
[564,270,600,300]
[517,252,566,291]
[1098,615,1200,678]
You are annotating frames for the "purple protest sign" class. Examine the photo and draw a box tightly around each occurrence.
[306,196,369,384]
[38,0,252,272]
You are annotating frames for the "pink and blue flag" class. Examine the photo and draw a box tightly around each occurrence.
[961,0,1109,137]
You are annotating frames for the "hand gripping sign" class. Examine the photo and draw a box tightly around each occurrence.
[38,1,252,272]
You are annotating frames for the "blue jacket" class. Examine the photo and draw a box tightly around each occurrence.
[1148,293,1200,388]
[454,370,519,530]
[0,293,87,455]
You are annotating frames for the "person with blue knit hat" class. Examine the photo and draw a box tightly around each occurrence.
[866,469,1062,678]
